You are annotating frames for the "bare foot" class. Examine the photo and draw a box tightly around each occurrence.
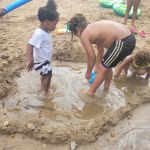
[80,89,95,97]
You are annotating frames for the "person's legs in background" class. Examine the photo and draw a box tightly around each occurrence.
[131,0,141,27]
[124,0,133,25]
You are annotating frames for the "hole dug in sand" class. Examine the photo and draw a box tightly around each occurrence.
[0,61,150,144]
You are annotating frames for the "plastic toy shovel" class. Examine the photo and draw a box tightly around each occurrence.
[88,71,96,84]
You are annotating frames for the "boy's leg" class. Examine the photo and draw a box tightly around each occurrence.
[131,0,141,27]
[41,72,52,93]
[124,0,133,24]
[86,41,120,95]
[87,64,108,95]
[104,68,113,89]
[86,35,135,95]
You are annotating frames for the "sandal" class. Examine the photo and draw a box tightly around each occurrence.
[139,30,146,38]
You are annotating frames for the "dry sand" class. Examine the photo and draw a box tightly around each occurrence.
[0,0,150,149]
[0,0,150,98]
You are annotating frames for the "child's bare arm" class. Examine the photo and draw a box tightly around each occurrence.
[0,8,5,17]
[115,55,133,78]
[81,37,96,80]
[145,68,150,80]
[26,44,34,71]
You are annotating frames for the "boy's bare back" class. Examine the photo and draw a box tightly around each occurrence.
[81,20,131,49]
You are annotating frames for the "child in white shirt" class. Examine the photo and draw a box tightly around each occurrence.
[26,0,59,93]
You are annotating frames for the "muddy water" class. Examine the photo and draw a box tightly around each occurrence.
[4,61,131,124]
[1,61,150,147]
[78,103,150,150]
[0,62,150,150]
[4,61,149,123]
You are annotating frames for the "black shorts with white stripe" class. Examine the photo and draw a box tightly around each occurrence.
[102,34,136,68]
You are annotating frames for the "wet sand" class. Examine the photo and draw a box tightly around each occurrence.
[0,0,150,149]
[0,61,150,146]
[0,102,150,149]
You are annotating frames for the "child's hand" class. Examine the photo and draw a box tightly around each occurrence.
[93,64,101,73]
[114,73,120,80]
[26,60,34,71]
[85,72,91,80]
[145,74,150,80]
[145,76,149,80]
[93,66,98,73]
[0,8,5,17]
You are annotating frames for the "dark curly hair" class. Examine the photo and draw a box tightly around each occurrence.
[133,49,150,68]
[38,0,59,22]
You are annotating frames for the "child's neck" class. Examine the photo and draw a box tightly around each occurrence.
[39,25,49,33]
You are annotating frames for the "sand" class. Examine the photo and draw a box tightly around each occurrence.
[0,0,150,148]
[0,0,150,97]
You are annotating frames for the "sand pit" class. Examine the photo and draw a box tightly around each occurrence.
[0,0,150,148]
[0,61,150,144]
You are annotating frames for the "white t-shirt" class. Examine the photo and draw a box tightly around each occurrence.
[29,28,53,63]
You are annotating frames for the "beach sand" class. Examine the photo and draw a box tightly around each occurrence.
[0,0,150,149]
[0,0,150,97]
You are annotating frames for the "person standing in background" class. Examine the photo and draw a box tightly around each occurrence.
[124,0,141,34]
